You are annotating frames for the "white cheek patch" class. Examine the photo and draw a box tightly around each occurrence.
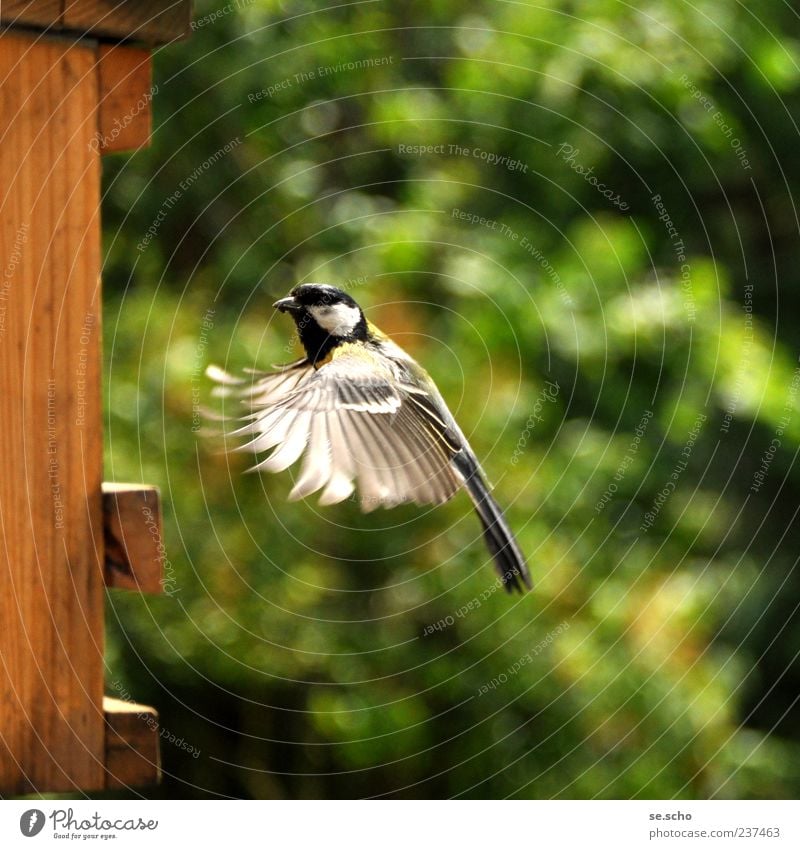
[310,303,362,336]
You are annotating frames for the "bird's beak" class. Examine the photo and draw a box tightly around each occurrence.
[273,296,301,313]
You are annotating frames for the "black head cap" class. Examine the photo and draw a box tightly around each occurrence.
[292,283,359,308]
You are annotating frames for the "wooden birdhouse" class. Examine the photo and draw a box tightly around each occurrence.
[0,0,194,795]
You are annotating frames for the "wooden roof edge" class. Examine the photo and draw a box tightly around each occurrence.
[1,1,194,46]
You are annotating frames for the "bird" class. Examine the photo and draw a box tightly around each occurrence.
[206,283,531,593]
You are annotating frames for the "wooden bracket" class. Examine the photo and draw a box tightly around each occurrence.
[91,22,170,793]
[102,484,164,788]
[104,697,161,789]
[96,44,153,154]
[103,483,165,593]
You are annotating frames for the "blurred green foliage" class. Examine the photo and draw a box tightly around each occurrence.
[100,0,800,798]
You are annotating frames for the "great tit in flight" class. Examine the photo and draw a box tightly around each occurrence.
[207,284,531,593]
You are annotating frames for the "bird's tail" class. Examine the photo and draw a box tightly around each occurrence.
[453,452,532,593]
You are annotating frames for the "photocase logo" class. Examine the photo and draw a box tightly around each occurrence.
[19,809,45,837]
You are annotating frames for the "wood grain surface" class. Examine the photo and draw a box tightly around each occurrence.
[0,32,105,794]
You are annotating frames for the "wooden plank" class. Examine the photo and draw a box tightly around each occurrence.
[103,484,165,593]
[104,696,161,789]
[1,1,62,29]
[0,32,105,795]
[96,44,152,154]
[63,0,193,45]
[1,1,193,45]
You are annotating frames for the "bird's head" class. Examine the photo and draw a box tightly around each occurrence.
[274,284,368,361]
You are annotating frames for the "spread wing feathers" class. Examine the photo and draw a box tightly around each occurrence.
[206,359,312,404]
[207,351,463,510]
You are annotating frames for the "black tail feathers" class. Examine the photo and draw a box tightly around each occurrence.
[453,453,532,593]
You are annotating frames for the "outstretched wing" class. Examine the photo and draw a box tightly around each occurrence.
[206,357,313,404]
[207,347,464,510]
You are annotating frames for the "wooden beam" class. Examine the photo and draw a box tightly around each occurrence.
[64,0,193,45]
[0,31,105,794]
[0,1,194,45]
[1,1,62,28]
[96,44,153,154]
[103,484,165,593]
[104,697,161,789]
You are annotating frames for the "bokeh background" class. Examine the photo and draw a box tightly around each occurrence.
[100,0,800,798]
